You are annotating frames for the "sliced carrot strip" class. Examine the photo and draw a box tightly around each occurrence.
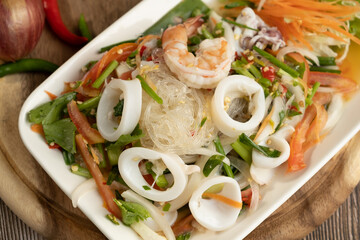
[44,90,57,100]
[202,192,243,209]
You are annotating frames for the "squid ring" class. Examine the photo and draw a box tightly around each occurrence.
[97,78,142,142]
[189,176,242,231]
[252,135,290,169]
[211,75,265,137]
[118,147,199,202]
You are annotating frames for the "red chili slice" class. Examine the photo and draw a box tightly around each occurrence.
[261,66,276,82]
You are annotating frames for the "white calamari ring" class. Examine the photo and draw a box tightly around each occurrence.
[189,176,242,231]
[252,135,290,169]
[118,147,199,202]
[97,78,142,142]
[211,75,265,137]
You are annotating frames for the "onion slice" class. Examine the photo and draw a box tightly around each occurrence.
[71,178,96,208]
[276,46,320,66]
[97,78,142,142]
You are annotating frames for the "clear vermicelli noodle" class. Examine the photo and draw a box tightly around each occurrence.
[140,64,217,155]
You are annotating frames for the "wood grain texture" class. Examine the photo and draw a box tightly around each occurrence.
[0,0,359,240]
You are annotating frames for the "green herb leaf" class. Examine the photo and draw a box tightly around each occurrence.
[143,185,151,190]
[213,136,234,178]
[107,125,144,165]
[113,199,150,226]
[203,155,225,177]
[113,99,124,117]
[43,118,77,153]
[239,133,281,158]
[107,166,127,186]
[32,92,76,125]
[275,110,285,132]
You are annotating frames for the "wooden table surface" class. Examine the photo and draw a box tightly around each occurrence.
[1,0,360,240]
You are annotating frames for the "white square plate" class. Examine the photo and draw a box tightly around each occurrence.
[18,0,360,239]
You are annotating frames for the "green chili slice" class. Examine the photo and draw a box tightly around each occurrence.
[78,14,93,41]
[0,59,59,77]
[70,163,92,178]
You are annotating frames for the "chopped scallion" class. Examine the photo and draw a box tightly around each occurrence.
[137,75,163,104]
[253,46,300,78]
[92,60,119,88]
[222,18,258,31]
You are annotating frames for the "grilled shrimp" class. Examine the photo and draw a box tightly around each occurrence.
[162,13,235,89]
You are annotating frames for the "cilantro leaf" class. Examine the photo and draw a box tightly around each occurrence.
[113,199,150,226]
[113,99,124,117]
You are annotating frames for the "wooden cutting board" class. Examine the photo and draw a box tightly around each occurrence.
[1,0,359,239]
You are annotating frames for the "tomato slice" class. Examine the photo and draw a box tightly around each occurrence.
[76,134,122,219]
[303,104,328,152]
[309,71,358,93]
[287,104,317,172]
[67,100,104,144]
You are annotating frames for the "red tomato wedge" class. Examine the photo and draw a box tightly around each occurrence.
[288,103,329,172]
[309,71,358,94]
[67,100,104,144]
[303,104,328,152]
[75,134,122,219]
[287,104,317,172]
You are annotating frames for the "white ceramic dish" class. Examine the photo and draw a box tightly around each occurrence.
[18,0,360,239]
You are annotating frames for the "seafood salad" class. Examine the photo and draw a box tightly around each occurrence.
[26,0,360,239]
